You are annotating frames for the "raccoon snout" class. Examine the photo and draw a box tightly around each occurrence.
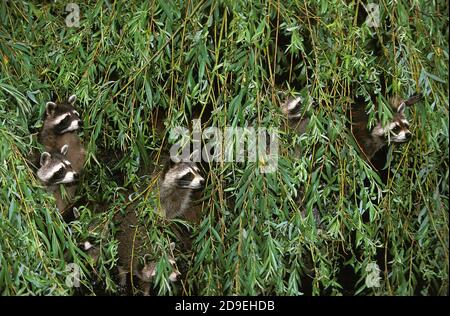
[73,172,80,180]
[169,270,181,282]
[199,179,205,187]
[405,132,412,139]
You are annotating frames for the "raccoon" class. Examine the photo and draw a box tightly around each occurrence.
[39,94,85,174]
[159,161,205,221]
[115,207,180,296]
[81,240,101,265]
[351,93,423,161]
[280,95,311,136]
[36,144,79,217]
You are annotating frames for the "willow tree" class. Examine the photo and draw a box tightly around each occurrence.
[0,0,448,295]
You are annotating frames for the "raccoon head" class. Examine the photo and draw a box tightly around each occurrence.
[371,93,422,143]
[45,95,82,134]
[81,240,100,263]
[281,96,304,119]
[280,93,315,119]
[163,161,205,190]
[137,242,181,283]
[37,144,79,185]
[138,259,157,283]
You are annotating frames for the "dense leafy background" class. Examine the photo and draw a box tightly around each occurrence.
[0,0,448,295]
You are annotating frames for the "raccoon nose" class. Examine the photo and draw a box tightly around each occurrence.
[74,173,80,180]
[199,179,205,187]
[405,132,412,139]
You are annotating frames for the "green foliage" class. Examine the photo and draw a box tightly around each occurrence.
[0,0,448,295]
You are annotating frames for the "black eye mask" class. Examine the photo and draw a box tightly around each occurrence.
[288,101,303,118]
[48,167,66,184]
[54,115,72,134]
[392,126,402,134]
[176,172,195,187]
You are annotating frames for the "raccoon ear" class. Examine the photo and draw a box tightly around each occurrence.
[60,144,69,156]
[397,102,406,114]
[68,95,77,105]
[40,152,51,166]
[45,102,57,116]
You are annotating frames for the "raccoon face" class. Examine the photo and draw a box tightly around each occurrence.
[371,93,422,143]
[138,243,181,283]
[165,162,205,189]
[281,96,303,119]
[389,107,412,142]
[139,259,157,282]
[37,144,79,185]
[372,103,412,143]
[45,95,82,134]
[280,94,315,120]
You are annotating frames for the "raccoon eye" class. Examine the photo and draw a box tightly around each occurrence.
[59,115,71,126]
[392,126,401,134]
[54,168,65,179]
[179,172,194,182]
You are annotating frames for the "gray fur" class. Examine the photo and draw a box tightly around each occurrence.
[38,95,85,218]
[36,146,79,214]
[159,162,205,219]
[280,95,311,137]
[39,95,85,174]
